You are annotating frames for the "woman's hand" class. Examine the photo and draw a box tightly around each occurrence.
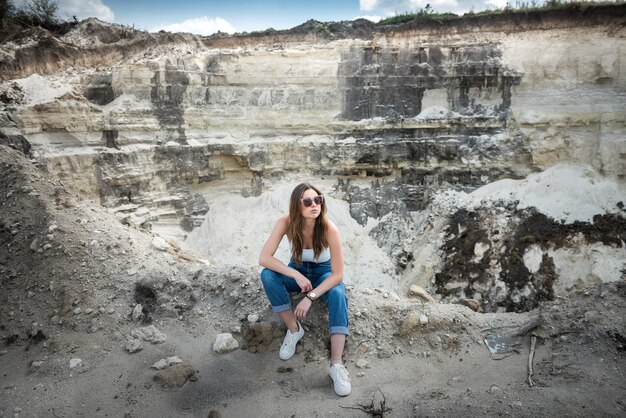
[293,273,313,293]
[294,298,312,320]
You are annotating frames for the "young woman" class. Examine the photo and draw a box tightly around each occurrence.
[259,183,351,396]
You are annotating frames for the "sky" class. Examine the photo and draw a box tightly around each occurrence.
[14,0,575,35]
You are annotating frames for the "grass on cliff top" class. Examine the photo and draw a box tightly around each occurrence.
[377,0,623,26]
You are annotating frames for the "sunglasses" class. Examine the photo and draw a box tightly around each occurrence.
[301,195,324,207]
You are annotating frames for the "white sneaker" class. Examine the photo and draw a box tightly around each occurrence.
[328,363,352,396]
[279,322,304,360]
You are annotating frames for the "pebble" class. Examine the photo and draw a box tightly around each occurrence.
[420,314,429,325]
[50,315,60,324]
[247,313,259,323]
[43,244,52,251]
[153,363,194,388]
[125,339,143,353]
[213,333,239,353]
[355,358,370,369]
[131,325,167,344]
[151,356,183,370]
[73,308,81,315]
[85,308,93,314]
[0,350,7,356]
[131,304,143,322]
[69,358,82,368]
[152,237,169,251]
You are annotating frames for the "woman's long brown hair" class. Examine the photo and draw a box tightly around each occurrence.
[287,183,328,265]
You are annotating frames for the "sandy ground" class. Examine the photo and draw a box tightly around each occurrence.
[2,295,625,418]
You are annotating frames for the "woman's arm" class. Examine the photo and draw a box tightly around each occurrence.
[259,215,312,292]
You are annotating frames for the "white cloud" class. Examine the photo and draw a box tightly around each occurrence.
[152,16,236,36]
[58,0,114,21]
[485,0,508,8]
[360,0,380,12]
[354,15,382,23]
[360,0,486,14]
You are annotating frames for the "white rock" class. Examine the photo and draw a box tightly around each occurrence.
[131,304,143,322]
[69,358,82,368]
[73,308,81,315]
[473,240,491,261]
[419,314,429,325]
[355,358,370,369]
[152,237,169,251]
[150,359,169,370]
[30,238,38,251]
[213,333,239,353]
[247,313,259,323]
[125,339,143,353]
[523,244,543,274]
[150,356,183,370]
[131,325,166,343]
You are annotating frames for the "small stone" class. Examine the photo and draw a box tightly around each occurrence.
[50,315,60,324]
[69,358,82,368]
[131,304,143,322]
[73,308,82,315]
[355,358,370,369]
[247,313,259,323]
[131,325,167,344]
[213,333,239,353]
[489,384,502,393]
[85,308,93,314]
[357,372,366,377]
[125,339,143,353]
[408,285,437,302]
[153,363,194,388]
[0,350,7,355]
[30,239,39,251]
[47,234,54,241]
[99,307,106,314]
[107,308,115,314]
[31,360,44,368]
[48,225,58,233]
[419,314,429,325]
[150,359,169,370]
[43,244,52,251]
[152,237,169,251]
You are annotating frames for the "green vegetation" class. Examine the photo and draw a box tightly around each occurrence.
[0,0,77,39]
[378,4,446,25]
[377,0,623,26]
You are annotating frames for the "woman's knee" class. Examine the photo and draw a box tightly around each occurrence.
[325,283,347,305]
[260,268,276,288]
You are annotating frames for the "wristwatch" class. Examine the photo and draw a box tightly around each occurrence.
[305,292,317,302]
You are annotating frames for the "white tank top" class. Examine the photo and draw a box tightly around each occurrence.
[288,241,331,263]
